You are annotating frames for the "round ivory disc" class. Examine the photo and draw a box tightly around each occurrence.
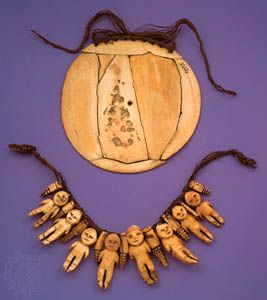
[61,40,201,173]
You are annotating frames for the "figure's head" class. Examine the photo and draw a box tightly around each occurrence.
[184,191,201,207]
[104,233,121,251]
[156,223,173,239]
[126,225,144,246]
[66,209,82,224]
[172,205,187,221]
[53,191,70,206]
[81,228,97,246]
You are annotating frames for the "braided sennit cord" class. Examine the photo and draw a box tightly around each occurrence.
[8,144,257,233]
[8,144,104,233]
[31,10,236,96]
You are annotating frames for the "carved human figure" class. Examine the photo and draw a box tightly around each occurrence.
[126,225,158,285]
[156,223,199,264]
[38,209,82,245]
[97,233,121,289]
[63,228,97,272]
[172,205,213,243]
[184,191,224,227]
[28,191,70,228]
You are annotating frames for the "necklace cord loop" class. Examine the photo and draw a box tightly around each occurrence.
[8,143,67,188]
[30,9,236,96]
[8,144,257,232]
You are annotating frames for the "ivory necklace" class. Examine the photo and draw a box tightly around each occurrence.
[9,144,256,289]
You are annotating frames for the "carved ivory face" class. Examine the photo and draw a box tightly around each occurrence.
[53,191,70,206]
[81,228,97,246]
[184,191,201,207]
[104,233,121,251]
[66,209,82,225]
[126,226,144,246]
[156,223,173,239]
[172,206,188,221]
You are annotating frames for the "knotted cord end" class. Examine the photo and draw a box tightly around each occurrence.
[8,144,36,154]
[233,150,257,169]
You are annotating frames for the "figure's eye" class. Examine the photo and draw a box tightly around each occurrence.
[137,232,141,236]
[128,234,133,239]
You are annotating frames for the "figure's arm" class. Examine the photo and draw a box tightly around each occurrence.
[145,242,151,253]
[162,239,171,252]
[51,206,60,218]
[69,241,79,250]
[41,199,52,205]
[98,250,104,262]
[53,218,62,224]
[83,247,90,260]
[129,247,134,259]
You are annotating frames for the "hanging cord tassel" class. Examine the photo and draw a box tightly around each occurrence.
[167,19,237,95]
[31,10,236,96]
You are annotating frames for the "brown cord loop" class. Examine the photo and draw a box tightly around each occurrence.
[9,144,67,188]
[183,149,257,193]
[8,143,104,233]
[31,9,236,96]
[9,143,257,232]
[162,149,257,216]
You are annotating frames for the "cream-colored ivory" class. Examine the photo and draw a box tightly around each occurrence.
[62,41,201,173]
[184,191,224,227]
[63,228,97,272]
[172,205,213,243]
[143,226,168,267]
[38,209,82,245]
[41,181,63,197]
[126,225,158,285]
[29,191,70,228]
[156,223,198,264]
[97,233,120,289]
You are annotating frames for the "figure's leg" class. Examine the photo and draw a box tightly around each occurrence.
[28,206,43,216]
[43,229,64,244]
[137,262,154,285]
[38,226,55,241]
[211,211,224,226]
[63,252,75,271]
[104,266,114,289]
[34,212,51,228]
[97,266,106,289]
[65,255,82,272]
[205,215,221,227]
[192,225,213,244]
[172,247,199,264]
[145,259,158,283]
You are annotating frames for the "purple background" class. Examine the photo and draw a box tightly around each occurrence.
[1,1,267,299]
